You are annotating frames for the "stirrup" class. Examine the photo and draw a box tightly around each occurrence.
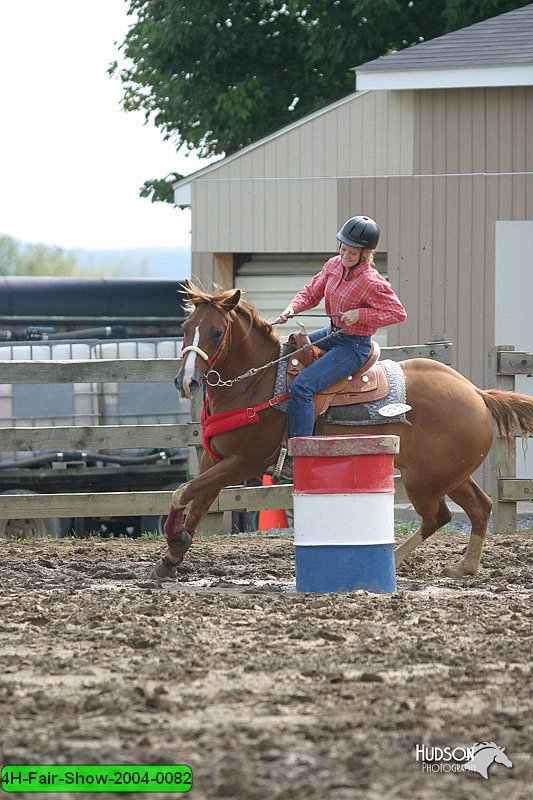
[272,446,288,482]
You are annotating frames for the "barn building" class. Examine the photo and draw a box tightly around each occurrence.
[173,5,533,483]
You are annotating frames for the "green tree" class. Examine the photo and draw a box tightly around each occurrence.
[113,0,530,202]
[0,235,78,276]
[0,235,19,275]
[0,235,134,277]
[442,0,527,30]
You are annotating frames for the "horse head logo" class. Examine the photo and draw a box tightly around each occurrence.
[464,742,513,779]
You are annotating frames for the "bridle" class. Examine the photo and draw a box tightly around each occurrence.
[179,309,231,388]
[181,328,228,370]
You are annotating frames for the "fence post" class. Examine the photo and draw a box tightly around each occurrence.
[488,345,517,533]
[188,389,203,478]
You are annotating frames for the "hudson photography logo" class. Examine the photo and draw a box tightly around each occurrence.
[416,741,513,779]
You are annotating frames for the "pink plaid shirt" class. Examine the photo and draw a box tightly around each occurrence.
[290,255,407,336]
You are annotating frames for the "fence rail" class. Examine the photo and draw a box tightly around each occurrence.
[0,480,410,520]
[489,345,533,533]
[0,341,452,527]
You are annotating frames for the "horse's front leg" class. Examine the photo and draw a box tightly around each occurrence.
[150,454,255,579]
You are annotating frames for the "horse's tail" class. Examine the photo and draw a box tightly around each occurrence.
[477,388,533,440]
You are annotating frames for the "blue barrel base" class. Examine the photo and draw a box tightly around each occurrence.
[295,544,396,593]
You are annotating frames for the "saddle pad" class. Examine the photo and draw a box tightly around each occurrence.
[324,360,408,426]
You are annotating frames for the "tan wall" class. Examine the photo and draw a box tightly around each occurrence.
[191,90,415,253]
[414,87,533,175]
[340,171,533,386]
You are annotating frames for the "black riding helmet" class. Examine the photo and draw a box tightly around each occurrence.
[337,216,380,249]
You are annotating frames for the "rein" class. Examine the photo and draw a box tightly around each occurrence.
[202,327,340,388]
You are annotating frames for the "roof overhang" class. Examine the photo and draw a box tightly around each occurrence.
[356,63,533,91]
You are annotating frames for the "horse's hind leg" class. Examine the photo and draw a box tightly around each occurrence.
[441,477,492,578]
[395,488,452,568]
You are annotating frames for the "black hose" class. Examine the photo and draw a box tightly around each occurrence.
[84,451,170,465]
[0,450,172,469]
[0,453,62,469]
[46,326,127,340]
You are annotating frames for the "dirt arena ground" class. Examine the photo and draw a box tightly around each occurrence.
[1,531,531,800]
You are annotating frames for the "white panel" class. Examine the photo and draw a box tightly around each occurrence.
[174,183,191,206]
[237,257,328,335]
[495,220,533,478]
[93,339,190,428]
[357,65,533,91]
[293,493,395,545]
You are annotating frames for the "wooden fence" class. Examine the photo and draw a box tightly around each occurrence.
[489,345,533,533]
[0,340,454,529]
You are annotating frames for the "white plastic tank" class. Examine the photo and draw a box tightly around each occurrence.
[0,340,98,461]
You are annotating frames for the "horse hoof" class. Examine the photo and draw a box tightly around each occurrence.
[441,562,476,579]
[150,559,178,580]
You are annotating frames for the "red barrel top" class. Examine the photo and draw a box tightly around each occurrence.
[289,435,400,458]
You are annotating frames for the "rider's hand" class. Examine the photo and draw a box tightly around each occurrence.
[274,305,295,324]
[339,309,360,326]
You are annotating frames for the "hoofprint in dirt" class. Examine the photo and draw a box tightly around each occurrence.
[0,534,531,800]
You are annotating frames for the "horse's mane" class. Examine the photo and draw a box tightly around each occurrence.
[182,282,280,344]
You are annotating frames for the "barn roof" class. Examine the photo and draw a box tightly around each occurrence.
[355,3,533,89]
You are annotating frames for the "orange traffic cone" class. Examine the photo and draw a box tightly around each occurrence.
[258,474,289,530]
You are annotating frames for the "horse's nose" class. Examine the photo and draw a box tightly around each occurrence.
[175,373,199,399]
[174,374,186,397]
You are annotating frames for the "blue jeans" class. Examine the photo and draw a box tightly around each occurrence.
[288,326,372,439]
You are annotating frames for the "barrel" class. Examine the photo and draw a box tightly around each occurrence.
[289,435,400,593]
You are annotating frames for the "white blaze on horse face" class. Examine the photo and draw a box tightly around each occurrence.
[182,324,201,397]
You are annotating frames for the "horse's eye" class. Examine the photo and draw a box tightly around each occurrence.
[212,329,224,341]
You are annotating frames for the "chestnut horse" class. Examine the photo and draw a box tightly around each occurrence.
[151,284,533,581]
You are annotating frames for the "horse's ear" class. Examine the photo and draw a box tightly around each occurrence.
[221,289,241,312]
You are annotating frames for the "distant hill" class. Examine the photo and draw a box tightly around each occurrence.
[69,246,191,279]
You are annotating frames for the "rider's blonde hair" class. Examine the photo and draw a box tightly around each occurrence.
[363,249,375,266]
[338,245,375,266]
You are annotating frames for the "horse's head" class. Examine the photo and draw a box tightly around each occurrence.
[175,283,241,398]
[464,742,513,779]
[493,746,512,769]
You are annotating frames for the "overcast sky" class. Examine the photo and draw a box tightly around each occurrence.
[0,0,216,251]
